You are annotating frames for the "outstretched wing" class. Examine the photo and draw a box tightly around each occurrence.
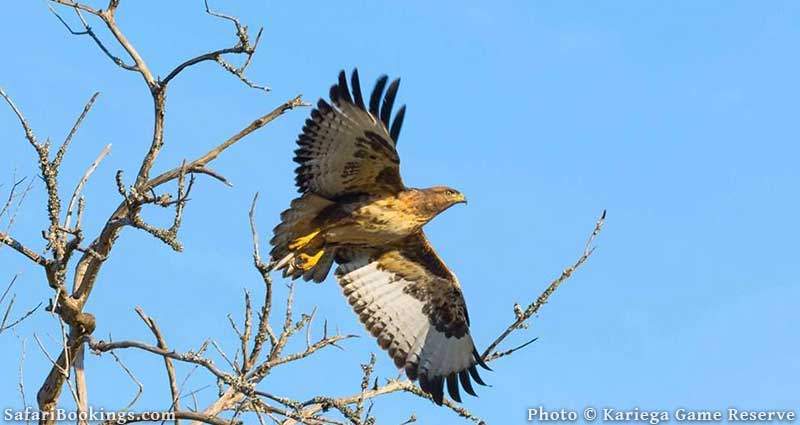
[294,69,408,198]
[335,232,489,405]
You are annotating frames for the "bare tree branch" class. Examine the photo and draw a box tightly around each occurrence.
[0,233,49,267]
[64,143,111,230]
[482,209,606,360]
[1,302,43,334]
[134,307,180,421]
[73,344,88,425]
[72,94,304,303]
[51,0,155,86]
[55,92,101,168]
[107,350,144,411]
[51,5,139,71]
[1,275,42,334]
[1,175,30,222]
[17,336,31,425]
[0,87,39,148]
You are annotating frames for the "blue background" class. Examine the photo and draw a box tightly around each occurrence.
[1,1,798,423]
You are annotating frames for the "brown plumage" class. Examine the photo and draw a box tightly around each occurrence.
[270,69,488,405]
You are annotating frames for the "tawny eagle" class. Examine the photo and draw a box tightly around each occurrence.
[270,69,488,405]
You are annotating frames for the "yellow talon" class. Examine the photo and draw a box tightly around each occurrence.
[288,230,321,250]
[297,250,324,270]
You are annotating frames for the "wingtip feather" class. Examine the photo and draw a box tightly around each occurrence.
[389,104,406,143]
[351,68,365,109]
[369,75,389,117]
[380,78,401,127]
[473,347,492,371]
[446,373,462,403]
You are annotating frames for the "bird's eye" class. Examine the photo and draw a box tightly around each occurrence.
[446,189,456,196]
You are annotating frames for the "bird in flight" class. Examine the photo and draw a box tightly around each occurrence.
[270,69,489,405]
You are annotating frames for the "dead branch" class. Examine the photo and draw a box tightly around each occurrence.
[481,209,606,360]
[18,336,30,425]
[55,92,100,168]
[71,94,304,303]
[73,344,88,425]
[160,0,266,89]
[1,275,43,334]
[48,4,138,72]
[0,233,48,266]
[64,143,111,230]
[1,174,33,224]
[107,350,144,411]
[134,307,180,419]
[0,87,38,148]
[88,337,231,384]
[1,302,43,334]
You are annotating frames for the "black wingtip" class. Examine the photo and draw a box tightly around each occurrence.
[351,69,365,109]
[329,84,339,104]
[419,374,431,395]
[419,374,444,406]
[380,78,400,127]
[432,376,444,405]
[337,70,353,104]
[468,365,487,386]
[317,98,332,114]
[473,347,492,371]
[369,75,389,117]
[459,369,477,397]
[389,104,406,143]
[446,373,462,403]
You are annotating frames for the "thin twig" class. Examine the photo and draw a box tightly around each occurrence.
[88,337,230,383]
[55,92,101,167]
[135,307,180,420]
[482,209,606,359]
[18,336,30,425]
[48,3,139,71]
[1,301,43,333]
[0,87,38,147]
[108,350,144,411]
[64,144,111,229]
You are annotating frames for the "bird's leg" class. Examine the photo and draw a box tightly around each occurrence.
[297,249,325,269]
[288,229,321,250]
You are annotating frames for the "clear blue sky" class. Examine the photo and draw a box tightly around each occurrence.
[2,1,798,423]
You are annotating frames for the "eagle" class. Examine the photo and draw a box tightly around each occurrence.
[270,69,489,405]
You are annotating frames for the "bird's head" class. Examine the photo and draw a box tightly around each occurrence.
[418,186,467,215]
[428,186,467,205]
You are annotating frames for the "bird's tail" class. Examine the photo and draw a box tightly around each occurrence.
[270,193,335,283]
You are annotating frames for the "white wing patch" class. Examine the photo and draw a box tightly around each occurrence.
[335,250,487,404]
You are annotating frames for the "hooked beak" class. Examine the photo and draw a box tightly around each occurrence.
[455,194,467,205]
